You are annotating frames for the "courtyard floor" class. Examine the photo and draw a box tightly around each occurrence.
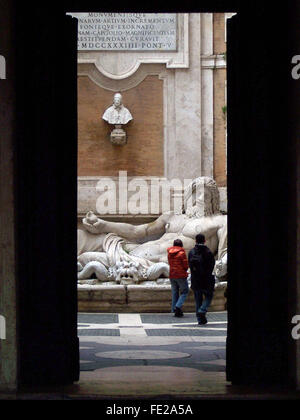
[6,311,300,400]
[76,311,228,398]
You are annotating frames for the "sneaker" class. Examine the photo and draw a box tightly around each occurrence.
[174,306,184,317]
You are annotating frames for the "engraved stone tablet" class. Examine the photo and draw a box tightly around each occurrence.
[75,13,177,51]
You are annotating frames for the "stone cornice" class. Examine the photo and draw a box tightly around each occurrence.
[201,54,226,69]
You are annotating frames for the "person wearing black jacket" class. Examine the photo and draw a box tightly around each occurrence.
[188,233,216,325]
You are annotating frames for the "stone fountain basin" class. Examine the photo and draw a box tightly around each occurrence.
[77,280,227,313]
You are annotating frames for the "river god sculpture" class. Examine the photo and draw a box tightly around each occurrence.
[77,177,228,285]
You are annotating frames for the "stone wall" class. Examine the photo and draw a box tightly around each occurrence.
[213,68,227,186]
[213,13,226,54]
[213,13,227,187]
[78,75,164,177]
[77,13,229,221]
[77,13,228,186]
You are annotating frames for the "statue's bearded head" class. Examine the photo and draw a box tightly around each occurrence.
[183,177,220,218]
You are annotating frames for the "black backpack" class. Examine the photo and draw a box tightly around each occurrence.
[190,248,215,291]
[190,252,207,276]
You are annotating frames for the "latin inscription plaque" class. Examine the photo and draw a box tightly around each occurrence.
[75,13,177,51]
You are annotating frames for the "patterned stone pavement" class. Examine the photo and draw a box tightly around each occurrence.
[5,312,300,400]
[13,312,300,399]
[78,312,227,374]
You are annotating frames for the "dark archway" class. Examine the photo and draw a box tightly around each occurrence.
[12,1,298,389]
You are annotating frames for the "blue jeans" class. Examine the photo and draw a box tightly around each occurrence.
[193,289,214,321]
[170,278,189,312]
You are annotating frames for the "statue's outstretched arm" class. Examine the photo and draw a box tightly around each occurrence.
[82,212,169,242]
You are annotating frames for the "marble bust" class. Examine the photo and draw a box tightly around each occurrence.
[102,93,133,125]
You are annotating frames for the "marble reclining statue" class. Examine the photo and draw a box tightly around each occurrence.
[77,177,228,285]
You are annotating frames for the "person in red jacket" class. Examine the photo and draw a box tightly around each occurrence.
[167,239,189,317]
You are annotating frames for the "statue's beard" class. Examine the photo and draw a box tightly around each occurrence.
[184,205,214,218]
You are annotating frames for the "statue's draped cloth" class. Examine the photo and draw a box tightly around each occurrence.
[103,233,153,270]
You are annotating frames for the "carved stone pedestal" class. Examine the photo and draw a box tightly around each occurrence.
[110,125,127,145]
